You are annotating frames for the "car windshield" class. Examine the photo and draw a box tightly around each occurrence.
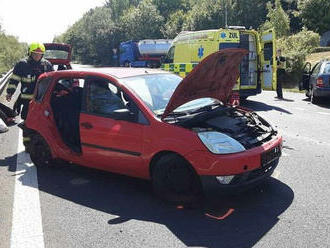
[44,50,69,60]
[122,73,217,115]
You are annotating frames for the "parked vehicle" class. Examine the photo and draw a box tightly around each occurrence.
[22,49,282,203]
[44,43,72,70]
[162,26,278,99]
[300,59,330,104]
[119,40,172,68]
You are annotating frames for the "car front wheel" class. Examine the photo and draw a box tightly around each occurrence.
[152,154,203,204]
[29,134,54,167]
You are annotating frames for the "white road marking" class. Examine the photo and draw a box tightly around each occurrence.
[10,129,44,248]
[294,107,305,111]
[317,112,330,116]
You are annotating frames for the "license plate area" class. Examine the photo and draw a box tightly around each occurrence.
[261,145,281,167]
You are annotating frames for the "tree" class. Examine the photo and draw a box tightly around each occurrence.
[260,0,290,38]
[0,33,26,73]
[161,10,187,38]
[152,0,190,23]
[119,0,164,40]
[298,0,330,35]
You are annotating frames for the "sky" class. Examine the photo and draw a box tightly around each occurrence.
[0,0,106,44]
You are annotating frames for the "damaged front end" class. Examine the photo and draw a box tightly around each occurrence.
[165,104,277,151]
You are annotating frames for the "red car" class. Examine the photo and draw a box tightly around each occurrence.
[23,49,282,203]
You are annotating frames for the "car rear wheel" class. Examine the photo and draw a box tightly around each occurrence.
[152,154,203,204]
[311,88,318,104]
[29,134,54,167]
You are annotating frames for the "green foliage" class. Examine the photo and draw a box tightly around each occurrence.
[298,0,330,34]
[260,0,290,38]
[277,28,320,84]
[0,28,27,74]
[56,0,326,66]
[161,10,187,38]
[119,0,164,40]
[60,7,119,65]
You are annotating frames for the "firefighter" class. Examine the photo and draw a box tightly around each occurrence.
[5,42,53,149]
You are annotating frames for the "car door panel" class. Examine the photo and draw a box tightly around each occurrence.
[78,76,146,178]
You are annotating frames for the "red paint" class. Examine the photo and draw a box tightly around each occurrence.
[26,58,282,183]
[205,208,235,220]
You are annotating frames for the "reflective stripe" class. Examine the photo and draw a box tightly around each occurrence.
[162,63,197,77]
[10,74,21,81]
[23,137,31,142]
[21,76,35,83]
[7,84,17,89]
[20,94,34,99]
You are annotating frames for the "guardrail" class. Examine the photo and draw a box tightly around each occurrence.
[0,68,13,96]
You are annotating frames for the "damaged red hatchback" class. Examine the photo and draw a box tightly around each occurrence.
[23,49,282,203]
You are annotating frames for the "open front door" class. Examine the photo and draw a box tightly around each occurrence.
[260,29,276,90]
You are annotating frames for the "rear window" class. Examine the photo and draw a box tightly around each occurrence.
[35,77,52,102]
[44,50,69,60]
[323,63,330,74]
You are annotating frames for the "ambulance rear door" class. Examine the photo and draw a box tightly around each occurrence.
[260,29,276,90]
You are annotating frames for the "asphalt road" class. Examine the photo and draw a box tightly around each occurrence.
[1,91,330,248]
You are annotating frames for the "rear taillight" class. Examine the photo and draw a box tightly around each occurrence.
[316,77,324,87]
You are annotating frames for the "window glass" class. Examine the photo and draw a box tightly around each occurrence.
[35,77,52,102]
[322,63,330,74]
[263,43,273,61]
[86,78,126,116]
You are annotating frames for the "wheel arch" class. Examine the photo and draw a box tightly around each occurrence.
[148,150,199,179]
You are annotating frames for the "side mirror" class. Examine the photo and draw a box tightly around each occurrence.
[111,108,135,121]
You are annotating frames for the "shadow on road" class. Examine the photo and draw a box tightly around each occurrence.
[302,97,330,109]
[241,99,292,114]
[15,157,294,248]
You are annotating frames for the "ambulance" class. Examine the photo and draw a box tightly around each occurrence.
[161,26,277,99]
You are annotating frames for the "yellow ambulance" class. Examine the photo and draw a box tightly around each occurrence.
[161,26,277,99]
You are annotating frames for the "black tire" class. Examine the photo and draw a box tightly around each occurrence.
[29,134,54,167]
[152,154,203,204]
[311,88,318,104]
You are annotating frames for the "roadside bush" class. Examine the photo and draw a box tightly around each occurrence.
[0,32,26,74]
[277,28,320,87]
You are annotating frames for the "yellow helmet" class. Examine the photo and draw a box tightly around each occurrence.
[29,42,45,55]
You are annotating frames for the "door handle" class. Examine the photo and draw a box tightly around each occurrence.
[81,122,93,129]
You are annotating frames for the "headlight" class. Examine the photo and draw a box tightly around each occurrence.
[198,131,246,154]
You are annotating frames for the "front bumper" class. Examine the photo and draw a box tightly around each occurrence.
[185,134,282,176]
[200,158,279,192]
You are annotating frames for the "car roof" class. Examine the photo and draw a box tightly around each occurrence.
[70,67,170,79]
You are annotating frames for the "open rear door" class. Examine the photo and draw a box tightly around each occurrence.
[260,29,276,90]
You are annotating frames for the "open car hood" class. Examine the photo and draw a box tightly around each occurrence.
[161,48,248,120]
[44,43,72,66]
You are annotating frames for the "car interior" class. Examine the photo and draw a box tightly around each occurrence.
[50,78,83,153]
